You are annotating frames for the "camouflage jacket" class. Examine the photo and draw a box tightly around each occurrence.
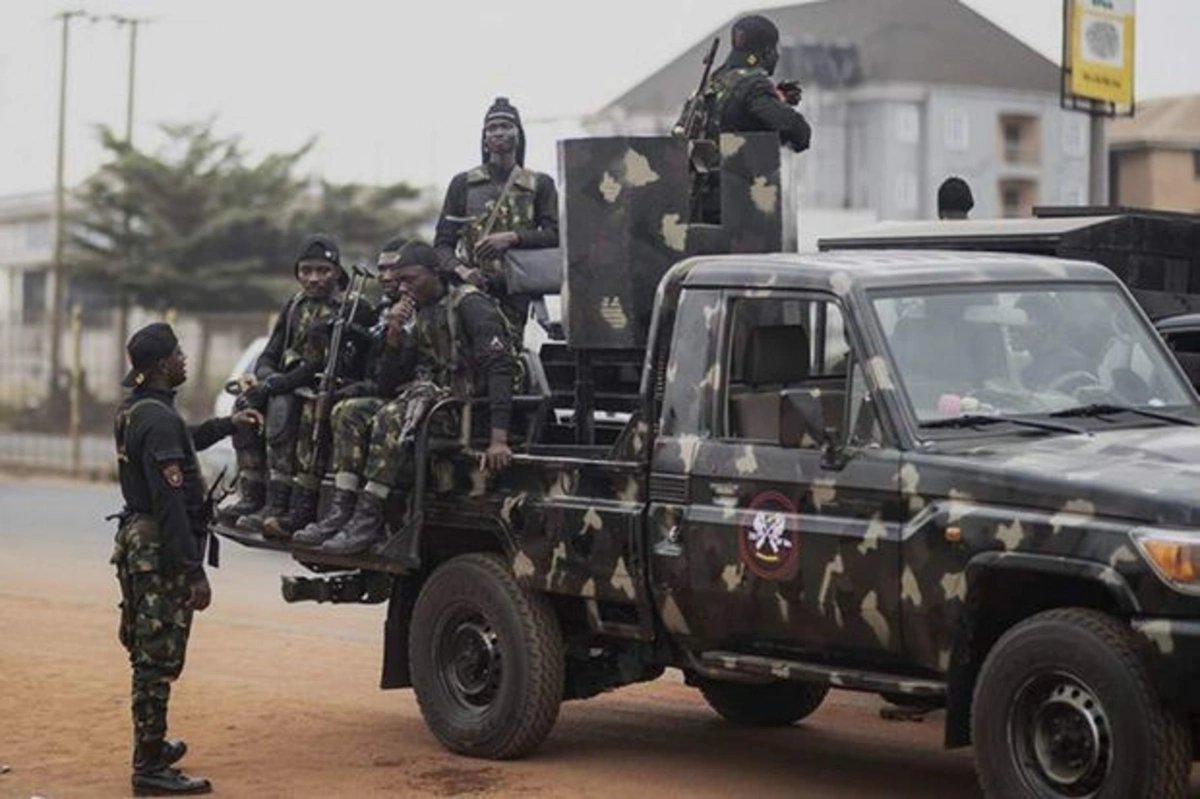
[434,163,560,280]
[381,285,520,432]
[703,62,811,152]
[255,291,341,385]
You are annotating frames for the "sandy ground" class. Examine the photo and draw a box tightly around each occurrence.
[1,474,1197,798]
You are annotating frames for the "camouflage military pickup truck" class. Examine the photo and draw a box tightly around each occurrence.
[222,249,1200,798]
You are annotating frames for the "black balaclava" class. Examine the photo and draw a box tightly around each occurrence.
[293,233,347,289]
[481,96,526,167]
[729,14,780,74]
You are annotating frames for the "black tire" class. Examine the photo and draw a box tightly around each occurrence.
[409,553,563,759]
[972,607,1191,799]
[699,679,829,726]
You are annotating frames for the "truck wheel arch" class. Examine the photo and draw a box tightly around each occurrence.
[942,551,1139,749]
[381,519,520,690]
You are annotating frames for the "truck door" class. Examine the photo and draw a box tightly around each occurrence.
[650,289,903,659]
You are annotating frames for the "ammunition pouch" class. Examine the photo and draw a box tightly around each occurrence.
[265,393,300,448]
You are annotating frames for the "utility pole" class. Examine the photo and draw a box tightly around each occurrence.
[110,15,150,388]
[1088,116,1108,206]
[47,10,85,400]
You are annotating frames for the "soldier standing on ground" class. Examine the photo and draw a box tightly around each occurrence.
[319,242,519,556]
[434,97,559,340]
[690,14,812,223]
[225,235,345,536]
[112,322,259,795]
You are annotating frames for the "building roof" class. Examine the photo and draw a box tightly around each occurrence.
[1110,95,1200,152]
[598,0,1062,119]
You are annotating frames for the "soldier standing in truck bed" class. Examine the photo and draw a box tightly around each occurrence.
[112,322,259,795]
[691,14,812,224]
[434,97,559,340]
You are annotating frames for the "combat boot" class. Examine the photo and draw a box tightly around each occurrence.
[294,488,358,547]
[237,479,290,533]
[215,474,265,525]
[263,485,318,541]
[320,492,386,555]
[132,740,211,796]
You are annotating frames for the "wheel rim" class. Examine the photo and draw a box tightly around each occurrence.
[433,603,502,714]
[1009,672,1112,797]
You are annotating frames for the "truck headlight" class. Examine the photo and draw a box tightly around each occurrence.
[1132,529,1200,594]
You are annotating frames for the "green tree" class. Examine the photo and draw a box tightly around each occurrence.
[70,121,432,403]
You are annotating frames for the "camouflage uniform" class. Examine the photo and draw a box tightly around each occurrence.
[264,294,338,483]
[329,396,384,477]
[112,514,195,747]
[112,374,235,789]
[359,284,509,493]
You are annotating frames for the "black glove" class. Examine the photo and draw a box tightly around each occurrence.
[777,80,802,107]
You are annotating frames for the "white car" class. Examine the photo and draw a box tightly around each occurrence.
[198,335,267,479]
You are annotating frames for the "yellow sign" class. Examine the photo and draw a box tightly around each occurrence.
[1067,0,1136,106]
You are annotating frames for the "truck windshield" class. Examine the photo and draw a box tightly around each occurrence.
[870,284,1196,425]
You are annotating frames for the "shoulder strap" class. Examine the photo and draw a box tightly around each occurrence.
[115,397,173,463]
[479,166,523,240]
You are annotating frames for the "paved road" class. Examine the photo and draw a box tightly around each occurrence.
[1,475,1197,798]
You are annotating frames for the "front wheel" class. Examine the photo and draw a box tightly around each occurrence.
[409,553,564,759]
[699,678,829,726]
[972,608,1191,798]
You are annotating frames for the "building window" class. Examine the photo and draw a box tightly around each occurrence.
[894,105,920,145]
[999,179,1037,218]
[999,114,1040,165]
[945,108,970,151]
[1193,151,1200,179]
[22,269,48,324]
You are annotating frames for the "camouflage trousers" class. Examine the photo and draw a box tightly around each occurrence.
[111,515,194,747]
[329,397,384,476]
[265,397,321,479]
[363,382,454,490]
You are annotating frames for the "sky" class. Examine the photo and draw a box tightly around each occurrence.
[0,0,1197,200]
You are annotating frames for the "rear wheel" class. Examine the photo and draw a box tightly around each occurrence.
[972,608,1190,798]
[699,679,829,726]
[409,553,563,759]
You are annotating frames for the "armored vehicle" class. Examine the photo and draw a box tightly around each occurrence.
[215,138,1200,798]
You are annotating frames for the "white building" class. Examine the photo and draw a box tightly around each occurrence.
[586,0,1090,229]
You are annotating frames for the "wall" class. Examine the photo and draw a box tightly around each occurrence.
[1114,148,1200,212]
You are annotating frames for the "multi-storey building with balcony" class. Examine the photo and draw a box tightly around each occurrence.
[586,0,1091,224]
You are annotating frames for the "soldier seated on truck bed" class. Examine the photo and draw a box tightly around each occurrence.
[292,237,414,547]
[221,235,346,534]
[316,241,521,556]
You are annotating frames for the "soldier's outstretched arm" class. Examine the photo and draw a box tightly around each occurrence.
[745,78,812,153]
[187,416,237,451]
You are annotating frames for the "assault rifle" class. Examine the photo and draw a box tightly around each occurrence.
[671,37,720,142]
[309,263,373,456]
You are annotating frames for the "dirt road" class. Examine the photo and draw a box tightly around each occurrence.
[1,476,1195,798]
